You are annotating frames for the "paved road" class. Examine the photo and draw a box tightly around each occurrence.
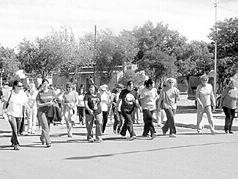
[1,117,238,179]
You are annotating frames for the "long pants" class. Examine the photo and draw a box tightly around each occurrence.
[102,111,108,133]
[142,109,156,137]
[197,105,214,132]
[77,106,85,124]
[38,111,51,145]
[26,106,37,133]
[8,115,21,145]
[162,108,176,135]
[120,109,136,137]
[85,113,102,140]
[113,111,123,133]
[63,106,74,136]
[223,107,235,132]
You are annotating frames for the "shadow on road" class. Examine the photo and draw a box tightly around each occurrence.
[64,141,238,160]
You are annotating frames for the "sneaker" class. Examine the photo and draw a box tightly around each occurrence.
[46,143,51,148]
[211,130,216,135]
[229,131,233,134]
[88,138,94,143]
[113,129,116,134]
[197,130,203,135]
[95,137,103,143]
[151,134,156,140]
[13,145,20,150]
[169,134,176,138]
[129,136,136,141]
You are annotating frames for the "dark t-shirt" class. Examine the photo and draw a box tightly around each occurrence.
[36,89,56,112]
[84,92,101,115]
[119,89,137,111]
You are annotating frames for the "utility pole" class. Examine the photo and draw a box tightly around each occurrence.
[214,0,218,105]
[94,25,97,84]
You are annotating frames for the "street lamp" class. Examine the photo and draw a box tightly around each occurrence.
[214,0,218,103]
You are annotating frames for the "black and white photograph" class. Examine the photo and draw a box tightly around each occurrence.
[0,0,238,178]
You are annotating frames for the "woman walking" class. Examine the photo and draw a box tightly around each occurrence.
[4,80,27,150]
[116,81,139,140]
[100,84,111,133]
[140,79,158,139]
[84,84,103,142]
[26,82,38,134]
[220,79,238,134]
[157,78,180,137]
[196,74,216,134]
[62,82,78,137]
[36,79,56,147]
[77,87,85,125]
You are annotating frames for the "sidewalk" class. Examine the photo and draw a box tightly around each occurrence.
[175,109,238,131]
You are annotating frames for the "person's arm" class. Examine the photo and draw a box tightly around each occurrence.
[84,94,93,115]
[219,88,227,108]
[195,85,203,108]
[210,86,216,108]
[156,90,164,111]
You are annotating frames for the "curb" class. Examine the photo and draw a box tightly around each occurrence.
[175,122,238,131]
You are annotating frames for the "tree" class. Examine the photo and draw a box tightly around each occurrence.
[176,41,213,77]
[118,70,146,87]
[132,22,186,83]
[0,46,20,82]
[209,17,238,92]
[95,30,124,84]
[18,27,80,79]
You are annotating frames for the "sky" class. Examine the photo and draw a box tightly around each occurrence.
[0,0,238,49]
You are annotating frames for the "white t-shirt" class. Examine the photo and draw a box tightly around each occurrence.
[7,90,28,118]
[78,94,85,107]
[139,87,158,110]
[100,92,110,112]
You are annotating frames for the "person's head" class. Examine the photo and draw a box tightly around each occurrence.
[13,80,23,93]
[66,82,73,92]
[166,78,176,88]
[89,84,96,94]
[79,87,84,95]
[28,82,35,91]
[100,84,108,93]
[116,84,123,91]
[126,81,134,91]
[228,79,236,88]
[145,79,154,89]
[200,74,208,86]
[41,79,49,91]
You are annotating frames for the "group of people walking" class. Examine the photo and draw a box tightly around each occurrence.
[1,74,238,150]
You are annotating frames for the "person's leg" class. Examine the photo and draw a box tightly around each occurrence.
[95,113,103,141]
[39,112,51,146]
[16,117,22,135]
[124,111,136,138]
[26,108,32,133]
[113,112,119,132]
[197,105,205,133]
[85,114,94,141]
[164,108,176,135]
[222,107,230,133]
[31,106,38,134]
[229,108,235,133]
[117,112,123,133]
[102,111,108,133]
[142,109,149,137]
[162,109,170,134]
[204,106,215,133]
[148,110,156,137]
[8,115,20,148]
